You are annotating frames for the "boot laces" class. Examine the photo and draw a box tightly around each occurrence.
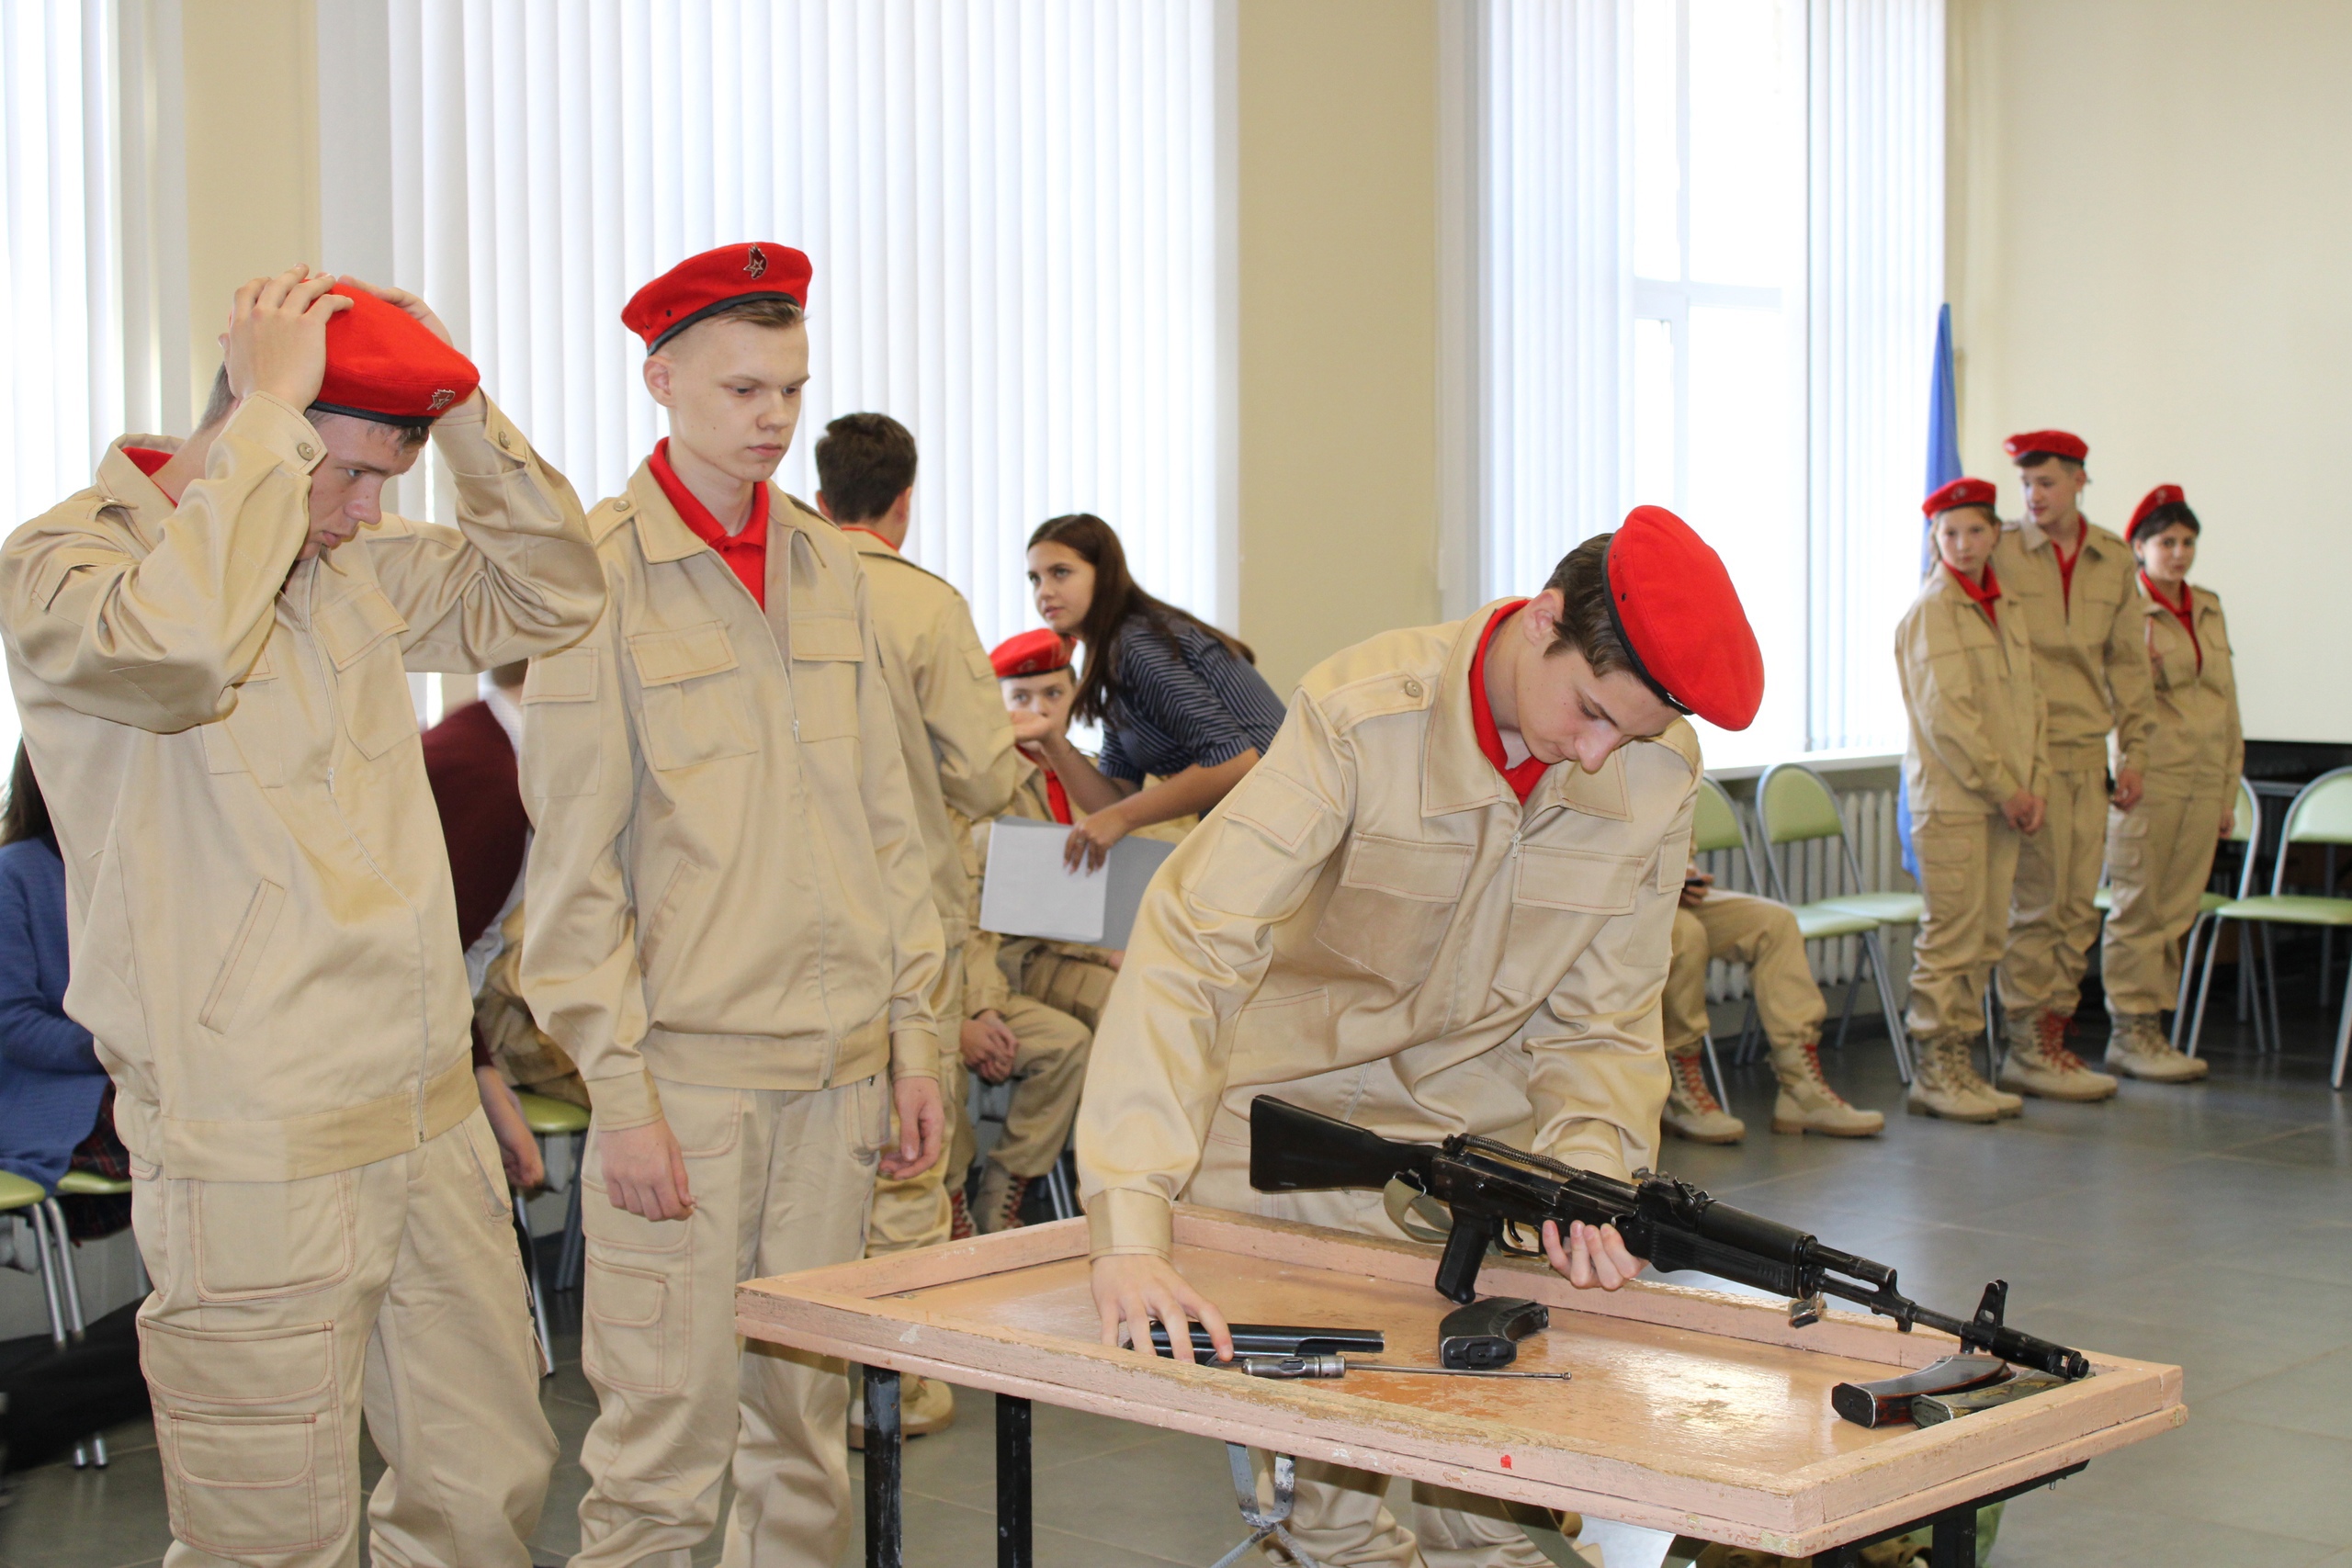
[1671,1052,1724,1113]
[948,1190,976,1242]
[2034,1011,2093,1073]
[991,1174,1032,1231]
[1789,1041,1853,1106]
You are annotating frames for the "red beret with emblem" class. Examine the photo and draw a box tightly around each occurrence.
[1601,505,1765,731]
[311,284,480,428]
[2129,483,2188,537]
[990,628,1075,680]
[623,243,813,353]
[2003,429,2088,464]
[1923,477,1998,518]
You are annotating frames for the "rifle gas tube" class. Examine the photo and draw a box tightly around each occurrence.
[1248,1096,2091,1382]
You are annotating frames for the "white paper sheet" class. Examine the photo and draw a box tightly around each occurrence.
[978,816,1178,946]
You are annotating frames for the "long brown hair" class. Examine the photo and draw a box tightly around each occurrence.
[1027,513,1255,727]
[1,744,55,849]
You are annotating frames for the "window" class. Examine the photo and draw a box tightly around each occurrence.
[0,0,119,760]
[378,0,1223,660]
[1477,0,1942,766]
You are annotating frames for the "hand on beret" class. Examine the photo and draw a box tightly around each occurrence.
[227,265,353,411]
[339,276,455,348]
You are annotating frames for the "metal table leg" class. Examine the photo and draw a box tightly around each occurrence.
[864,1367,902,1568]
[998,1393,1033,1568]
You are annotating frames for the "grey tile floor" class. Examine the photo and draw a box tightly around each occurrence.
[2,992,2346,1567]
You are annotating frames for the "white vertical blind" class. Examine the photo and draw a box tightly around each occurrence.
[1479,0,1632,602]
[1,0,119,760]
[384,0,1223,649]
[1807,0,1942,752]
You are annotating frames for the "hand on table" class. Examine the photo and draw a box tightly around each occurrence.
[960,1011,1020,1082]
[879,1075,944,1179]
[1091,1254,1233,1364]
[597,1116,695,1222]
[1541,1219,1643,1291]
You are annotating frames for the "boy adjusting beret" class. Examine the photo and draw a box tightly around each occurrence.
[623,243,813,352]
[991,628,1074,680]
[1601,505,1765,731]
[2003,429,2088,463]
[2130,484,2187,534]
[311,284,481,428]
[1923,477,1998,517]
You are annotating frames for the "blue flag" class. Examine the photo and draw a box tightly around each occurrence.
[1900,304,1962,880]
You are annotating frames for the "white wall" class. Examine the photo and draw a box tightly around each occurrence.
[1949,0,2352,744]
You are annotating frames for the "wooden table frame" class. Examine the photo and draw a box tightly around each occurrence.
[739,1208,2185,1566]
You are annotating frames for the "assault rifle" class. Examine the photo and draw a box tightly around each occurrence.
[1249,1096,2090,1382]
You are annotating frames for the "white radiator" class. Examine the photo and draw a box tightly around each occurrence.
[1693,780,1911,1003]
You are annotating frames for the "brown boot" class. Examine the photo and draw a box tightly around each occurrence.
[1905,1032,2003,1122]
[947,1189,976,1241]
[1998,1010,2120,1101]
[1661,1046,1745,1144]
[1769,1036,1883,1136]
[2105,1010,2210,1083]
[973,1161,1032,1234]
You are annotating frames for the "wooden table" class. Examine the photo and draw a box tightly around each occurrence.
[737,1206,2184,1567]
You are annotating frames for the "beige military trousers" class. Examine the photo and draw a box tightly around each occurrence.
[2100,784,2230,1016]
[1996,766,2109,1018]
[868,963,961,1255]
[1659,890,1828,1055]
[1019,946,1119,1032]
[573,1076,888,1568]
[131,1111,554,1568]
[962,994,1091,1181]
[1908,812,2024,1038]
[1188,1146,1550,1568]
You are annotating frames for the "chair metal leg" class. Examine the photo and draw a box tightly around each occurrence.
[2172,914,2212,1053]
[2261,925,2285,1054]
[2188,919,2227,1060]
[1860,931,1915,1084]
[1701,1034,1730,1106]
[514,1198,555,1377]
[1736,995,1761,1061]
[1043,1151,1080,1223]
[2333,966,2352,1091]
[1830,963,1862,1056]
[28,1201,91,1467]
[44,1196,103,1459]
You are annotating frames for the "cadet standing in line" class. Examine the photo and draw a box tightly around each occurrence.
[1988,430,2155,1100]
[1657,872,1884,1143]
[1898,479,2050,1123]
[813,410,1020,1440]
[1,268,602,1567]
[1080,509,1763,1568]
[520,245,945,1568]
[2098,485,2241,1082]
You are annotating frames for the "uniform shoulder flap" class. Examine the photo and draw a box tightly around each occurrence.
[583,492,639,547]
[1302,624,1452,735]
[1641,716,1702,779]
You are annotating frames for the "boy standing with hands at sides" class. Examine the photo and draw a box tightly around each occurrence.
[520,245,945,1568]
[1989,431,2154,1100]
[1898,478,2049,1122]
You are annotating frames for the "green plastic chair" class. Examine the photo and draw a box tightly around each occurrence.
[2192,769,2352,1084]
[2132,775,2261,1055]
[1685,778,1751,1101]
[1753,764,1916,1083]
[53,1169,132,1197]
[0,1170,107,1466]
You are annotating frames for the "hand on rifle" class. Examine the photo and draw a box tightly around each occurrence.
[1541,1219,1643,1291]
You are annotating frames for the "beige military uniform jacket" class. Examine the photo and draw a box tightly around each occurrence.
[519,466,943,1132]
[1078,605,1697,1259]
[1897,567,2049,815]
[2133,582,2242,798]
[839,528,1019,971]
[1990,515,2154,773]
[0,395,602,1181]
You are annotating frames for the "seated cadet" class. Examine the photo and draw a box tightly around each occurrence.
[1657,868,1883,1142]
[1898,479,2049,1122]
[1023,513,1284,870]
[0,267,601,1566]
[521,245,945,1568]
[1080,508,1763,1568]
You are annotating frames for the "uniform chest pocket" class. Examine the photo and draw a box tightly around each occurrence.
[787,615,863,743]
[1312,834,1471,987]
[629,623,756,771]
[1492,843,1647,998]
[315,587,417,761]
[200,649,287,785]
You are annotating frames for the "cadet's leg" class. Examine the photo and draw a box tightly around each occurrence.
[1997,769,2120,1100]
[572,1081,752,1568]
[1695,891,1878,1136]
[1409,1488,1554,1568]
[972,994,1091,1233]
[134,1154,399,1568]
[720,1078,887,1568]
[1660,907,1744,1144]
[1020,948,1118,1032]
[2101,789,2214,1082]
[1904,813,2002,1123]
[363,1113,556,1568]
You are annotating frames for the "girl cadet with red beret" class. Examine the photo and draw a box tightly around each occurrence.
[1022,513,1287,870]
[1898,479,2048,1123]
[2097,486,2241,1082]
[1078,508,1762,1568]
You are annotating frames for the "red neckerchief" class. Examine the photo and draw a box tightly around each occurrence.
[650,438,769,607]
[1020,749,1075,825]
[1944,560,2002,626]
[1468,600,1546,804]
[2048,521,2084,608]
[124,446,180,504]
[842,524,898,552]
[2142,571,2202,672]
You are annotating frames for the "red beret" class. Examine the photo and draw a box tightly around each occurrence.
[1601,506,1764,731]
[2003,429,2088,464]
[623,243,813,352]
[2130,484,2188,536]
[990,628,1074,680]
[311,284,480,428]
[1923,477,1998,518]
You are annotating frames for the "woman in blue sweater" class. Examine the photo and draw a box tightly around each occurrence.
[0,744,114,1200]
